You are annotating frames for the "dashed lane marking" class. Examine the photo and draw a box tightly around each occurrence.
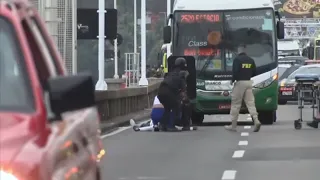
[222,170,237,180]
[241,132,249,136]
[244,126,251,129]
[238,140,248,146]
[232,150,245,158]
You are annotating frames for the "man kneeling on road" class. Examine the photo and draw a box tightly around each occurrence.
[130,93,197,131]
[157,57,188,131]
[130,61,197,132]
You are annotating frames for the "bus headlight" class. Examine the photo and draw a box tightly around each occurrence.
[253,74,278,89]
[0,170,19,180]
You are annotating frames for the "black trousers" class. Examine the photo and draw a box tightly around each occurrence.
[157,85,180,129]
[181,102,192,128]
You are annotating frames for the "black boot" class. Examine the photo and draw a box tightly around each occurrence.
[166,127,180,132]
[307,121,319,129]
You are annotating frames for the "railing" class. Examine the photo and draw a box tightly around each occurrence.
[95,78,162,122]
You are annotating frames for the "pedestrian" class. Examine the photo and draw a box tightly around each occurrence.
[157,57,187,132]
[225,45,261,132]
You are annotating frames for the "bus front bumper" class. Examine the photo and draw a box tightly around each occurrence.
[194,82,278,114]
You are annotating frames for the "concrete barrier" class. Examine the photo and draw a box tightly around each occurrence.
[95,78,163,122]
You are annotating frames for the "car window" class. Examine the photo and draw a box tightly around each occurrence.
[31,17,63,74]
[279,66,300,80]
[288,67,320,79]
[0,17,34,112]
[278,67,288,78]
[21,17,59,119]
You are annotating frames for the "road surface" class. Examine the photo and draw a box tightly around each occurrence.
[99,104,320,180]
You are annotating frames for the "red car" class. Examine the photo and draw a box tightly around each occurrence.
[0,0,104,179]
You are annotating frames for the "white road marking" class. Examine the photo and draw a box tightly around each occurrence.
[247,114,251,117]
[101,119,150,139]
[238,140,248,146]
[232,150,245,158]
[222,170,237,180]
[137,177,167,180]
[241,132,249,136]
[101,127,131,138]
[244,126,251,129]
[247,117,252,120]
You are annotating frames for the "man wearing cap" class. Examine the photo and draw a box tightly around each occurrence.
[225,45,261,132]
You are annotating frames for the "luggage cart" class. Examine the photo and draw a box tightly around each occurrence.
[294,74,320,130]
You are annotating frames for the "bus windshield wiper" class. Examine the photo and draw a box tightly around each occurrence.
[198,57,212,77]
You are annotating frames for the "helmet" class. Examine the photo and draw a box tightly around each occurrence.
[174,57,187,68]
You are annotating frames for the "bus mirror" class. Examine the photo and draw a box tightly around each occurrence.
[163,26,171,43]
[307,46,314,59]
[277,21,285,39]
[275,11,282,20]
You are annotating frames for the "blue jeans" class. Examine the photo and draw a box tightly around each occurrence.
[151,108,179,128]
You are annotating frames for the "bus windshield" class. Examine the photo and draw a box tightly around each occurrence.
[224,9,275,71]
[172,11,223,71]
[172,9,275,75]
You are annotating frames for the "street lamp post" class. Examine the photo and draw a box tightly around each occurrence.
[95,0,108,90]
[166,0,171,57]
[134,0,137,55]
[113,0,119,79]
[138,0,149,86]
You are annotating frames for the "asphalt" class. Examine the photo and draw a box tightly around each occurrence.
[99,103,320,180]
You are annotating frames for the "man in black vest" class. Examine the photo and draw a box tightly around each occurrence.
[226,45,261,132]
[157,57,187,132]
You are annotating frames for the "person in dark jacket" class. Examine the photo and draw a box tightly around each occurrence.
[157,57,187,132]
[174,70,197,131]
[225,45,261,132]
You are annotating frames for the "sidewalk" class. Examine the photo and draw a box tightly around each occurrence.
[100,108,151,134]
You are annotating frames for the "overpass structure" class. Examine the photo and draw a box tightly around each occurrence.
[284,18,320,39]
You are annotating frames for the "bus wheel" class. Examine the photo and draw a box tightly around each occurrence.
[191,112,204,125]
[258,111,275,125]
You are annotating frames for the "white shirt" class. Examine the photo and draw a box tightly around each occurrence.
[153,96,161,105]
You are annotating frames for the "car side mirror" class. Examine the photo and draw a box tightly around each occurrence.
[48,73,95,115]
[163,26,171,44]
[307,46,314,59]
[277,21,285,39]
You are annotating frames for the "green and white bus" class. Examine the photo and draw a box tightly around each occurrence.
[163,0,285,124]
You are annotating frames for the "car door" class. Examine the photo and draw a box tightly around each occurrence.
[21,13,100,179]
